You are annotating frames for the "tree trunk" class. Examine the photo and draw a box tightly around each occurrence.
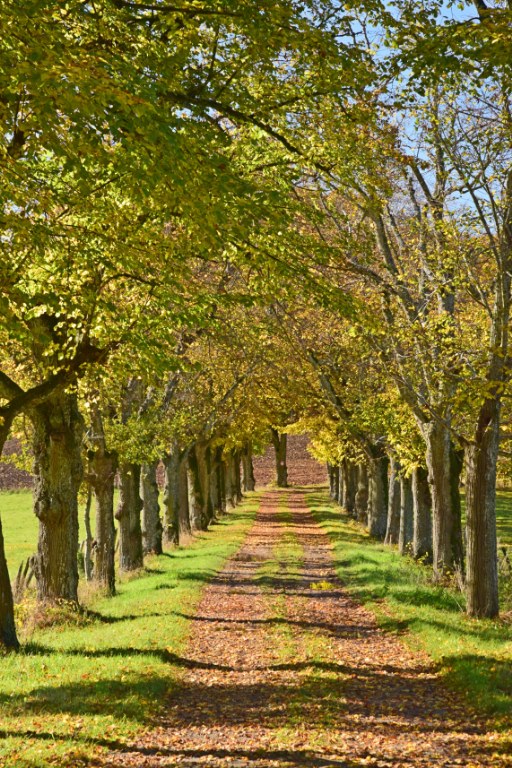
[465,400,500,618]
[196,443,214,528]
[341,461,356,516]
[0,515,19,650]
[233,449,243,502]
[338,463,344,508]
[224,451,237,510]
[422,422,457,577]
[209,446,221,517]
[398,474,414,555]
[385,457,401,545]
[83,483,94,581]
[141,460,162,555]
[187,448,203,530]
[329,464,340,501]
[412,466,432,562]
[242,444,256,492]
[270,428,288,488]
[217,447,227,515]
[115,462,143,571]
[89,448,117,596]
[367,455,388,539]
[163,447,191,545]
[450,445,465,571]
[355,464,368,523]
[32,391,84,603]
[162,447,178,544]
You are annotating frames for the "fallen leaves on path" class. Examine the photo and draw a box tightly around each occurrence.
[104,490,511,768]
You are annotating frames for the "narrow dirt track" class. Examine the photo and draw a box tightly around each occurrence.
[107,489,508,768]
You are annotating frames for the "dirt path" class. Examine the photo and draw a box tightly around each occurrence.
[107,489,508,767]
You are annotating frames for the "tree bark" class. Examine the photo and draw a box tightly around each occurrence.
[412,466,432,562]
[355,464,368,523]
[270,428,288,487]
[89,448,117,595]
[83,483,94,581]
[367,455,388,539]
[0,515,19,650]
[187,448,204,530]
[224,450,237,510]
[398,474,414,555]
[163,446,190,544]
[115,462,143,571]
[450,445,465,571]
[196,443,214,528]
[162,453,175,544]
[328,464,340,502]
[465,400,500,618]
[217,447,227,515]
[338,463,344,508]
[233,449,242,503]
[141,460,162,555]
[32,391,84,603]
[341,461,356,515]
[384,457,400,544]
[242,444,256,492]
[140,460,163,555]
[385,457,401,545]
[208,446,221,517]
[422,422,457,576]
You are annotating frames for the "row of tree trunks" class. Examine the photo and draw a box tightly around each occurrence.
[26,382,249,612]
[330,455,433,564]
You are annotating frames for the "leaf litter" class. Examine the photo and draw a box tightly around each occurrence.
[102,489,511,768]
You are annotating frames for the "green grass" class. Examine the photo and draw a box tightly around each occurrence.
[496,491,512,546]
[3,486,511,580]
[306,489,512,730]
[1,489,127,579]
[0,493,260,768]
[1,491,40,569]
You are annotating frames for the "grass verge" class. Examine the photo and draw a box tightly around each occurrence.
[306,488,512,730]
[0,494,260,768]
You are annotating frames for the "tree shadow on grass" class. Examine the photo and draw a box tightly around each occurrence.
[23,642,236,670]
[78,609,169,625]
[6,649,506,738]
[0,730,352,768]
[0,677,167,724]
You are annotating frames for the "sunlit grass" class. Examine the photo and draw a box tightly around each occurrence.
[0,493,260,767]
[307,490,512,728]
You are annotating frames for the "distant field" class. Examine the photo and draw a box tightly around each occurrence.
[496,491,512,546]
[1,487,512,580]
[2,491,40,572]
[1,490,114,578]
